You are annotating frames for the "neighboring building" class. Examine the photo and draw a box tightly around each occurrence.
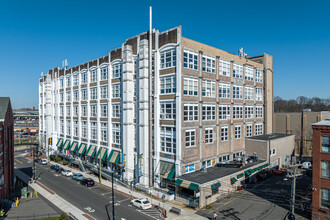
[0,97,14,200]
[39,26,273,189]
[245,133,295,168]
[274,111,330,159]
[311,119,330,219]
[13,109,39,134]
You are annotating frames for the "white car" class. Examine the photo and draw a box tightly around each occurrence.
[131,198,152,210]
[39,159,47,165]
[61,170,69,176]
[64,170,73,176]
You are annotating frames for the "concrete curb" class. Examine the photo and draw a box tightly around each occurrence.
[29,181,95,220]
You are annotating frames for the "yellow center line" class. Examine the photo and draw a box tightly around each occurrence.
[15,159,23,164]
[207,178,269,214]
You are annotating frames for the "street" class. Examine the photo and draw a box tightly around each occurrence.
[14,150,161,220]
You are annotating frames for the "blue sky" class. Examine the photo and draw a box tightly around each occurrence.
[0,0,329,109]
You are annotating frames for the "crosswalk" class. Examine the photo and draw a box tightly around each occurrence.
[136,208,161,220]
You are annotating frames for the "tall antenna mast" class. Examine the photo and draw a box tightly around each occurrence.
[148,6,153,187]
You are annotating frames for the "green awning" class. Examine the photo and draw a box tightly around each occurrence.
[95,147,108,161]
[244,170,251,176]
[211,182,221,190]
[86,145,97,157]
[249,169,255,173]
[217,182,221,187]
[175,179,199,191]
[211,184,217,190]
[107,150,120,165]
[237,173,244,179]
[56,138,63,147]
[69,142,78,152]
[63,140,71,150]
[167,168,175,180]
[230,178,238,184]
[77,143,87,154]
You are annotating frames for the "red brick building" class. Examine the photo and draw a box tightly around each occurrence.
[0,97,14,200]
[312,119,330,220]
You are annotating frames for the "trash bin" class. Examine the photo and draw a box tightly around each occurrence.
[21,187,27,197]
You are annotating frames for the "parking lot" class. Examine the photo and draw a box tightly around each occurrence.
[196,171,312,220]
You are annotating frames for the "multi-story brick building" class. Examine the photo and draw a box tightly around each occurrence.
[39,26,273,189]
[312,119,330,219]
[0,97,14,200]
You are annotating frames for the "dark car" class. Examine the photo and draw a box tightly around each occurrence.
[51,165,59,171]
[57,167,64,173]
[81,178,95,187]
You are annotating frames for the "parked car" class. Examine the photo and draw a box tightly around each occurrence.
[80,178,95,187]
[57,167,65,173]
[75,174,84,181]
[39,159,47,165]
[302,162,312,169]
[52,165,59,171]
[72,173,82,180]
[61,170,68,176]
[131,198,152,210]
[64,170,73,177]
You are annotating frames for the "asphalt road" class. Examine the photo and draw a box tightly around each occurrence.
[14,150,160,220]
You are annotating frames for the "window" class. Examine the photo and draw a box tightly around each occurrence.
[233,86,242,99]
[66,76,71,87]
[255,123,263,136]
[202,104,216,120]
[219,105,230,120]
[202,55,215,73]
[160,101,176,119]
[185,129,195,147]
[219,155,230,162]
[82,121,87,138]
[183,104,198,121]
[60,92,64,102]
[73,74,79,86]
[219,59,230,76]
[112,84,121,98]
[160,126,176,154]
[321,136,330,153]
[60,120,64,134]
[202,80,216,97]
[60,78,64,89]
[90,87,97,100]
[321,189,330,209]
[100,86,108,99]
[205,128,214,143]
[81,89,87,100]
[90,122,97,140]
[256,106,263,118]
[247,124,252,137]
[321,161,330,178]
[270,148,276,156]
[100,104,108,117]
[256,69,263,83]
[81,105,87,117]
[60,106,64,116]
[100,66,108,81]
[183,78,198,96]
[235,125,241,139]
[73,121,78,137]
[183,50,198,70]
[219,83,230,99]
[90,69,97,82]
[185,164,195,174]
[66,120,71,135]
[245,87,254,100]
[233,106,243,119]
[112,103,120,118]
[221,126,228,141]
[160,48,176,69]
[233,64,243,78]
[101,123,108,142]
[112,62,121,78]
[90,105,97,117]
[245,106,254,119]
[73,105,78,116]
[245,66,254,81]
[256,88,263,101]
[73,90,79,102]
[160,75,176,94]
[112,123,121,144]
[66,91,71,102]
[66,106,71,116]
[81,71,87,84]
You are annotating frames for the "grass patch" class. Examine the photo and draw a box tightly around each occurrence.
[205,205,212,210]
[38,217,60,220]
[225,195,232,199]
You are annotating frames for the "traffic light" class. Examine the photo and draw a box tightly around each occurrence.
[48,138,52,145]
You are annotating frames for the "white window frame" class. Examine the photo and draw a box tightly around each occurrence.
[160,126,176,154]
[205,128,214,143]
[233,105,243,119]
[233,63,243,78]
[160,101,176,120]
[112,62,121,79]
[90,122,97,140]
[101,122,108,142]
[66,120,71,135]
[73,74,79,86]
[90,105,97,117]
[233,85,243,99]
[185,164,195,174]
[219,83,230,99]
[221,126,228,141]
[202,80,216,97]
[183,77,198,96]
[185,129,196,147]
[245,66,254,81]
[202,104,216,121]
[112,103,120,118]
[202,55,215,73]
[81,89,87,101]
[112,123,121,144]
[66,91,71,102]
[256,87,263,101]
[82,121,87,138]
[100,86,108,99]
[183,50,198,70]
[90,87,97,100]
[73,105,78,117]
[100,104,108,117]
[183,104,198,121]
[90,68,97,82]
[256,69,263,83]
[247,124,252,137]
[73,120,78,137]
[160,48,176,69]
[160,75,176,94]
[235,125,241,139]
[219,105,230,120]
[81,71,87,84]
[66,106,71,116]
[112,83,121,98]
[255,123,263,136]
[100,65,108,81]
[81,105,87,117]
[256,106,263,118]
[219,59,231,77]
[245,87,254,100]
[66,75,71,87]
[245,106,254,119]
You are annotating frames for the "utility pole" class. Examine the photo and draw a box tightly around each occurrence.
[99,153,102,184]
[299,110,303,163]
[148,6,153,187]
[112,172,115,220]
[286,165,302,217]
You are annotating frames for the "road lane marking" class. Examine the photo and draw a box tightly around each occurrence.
[101,192,112,196]
[117,198,131,203]
[15,159,23,164]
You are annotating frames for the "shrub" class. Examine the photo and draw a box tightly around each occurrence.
[49,155,55,161]
[59,212,68,220]
[62,161,68,165]
[55,156,61,163]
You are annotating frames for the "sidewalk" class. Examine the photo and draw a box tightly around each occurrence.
[51,161,206,220]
